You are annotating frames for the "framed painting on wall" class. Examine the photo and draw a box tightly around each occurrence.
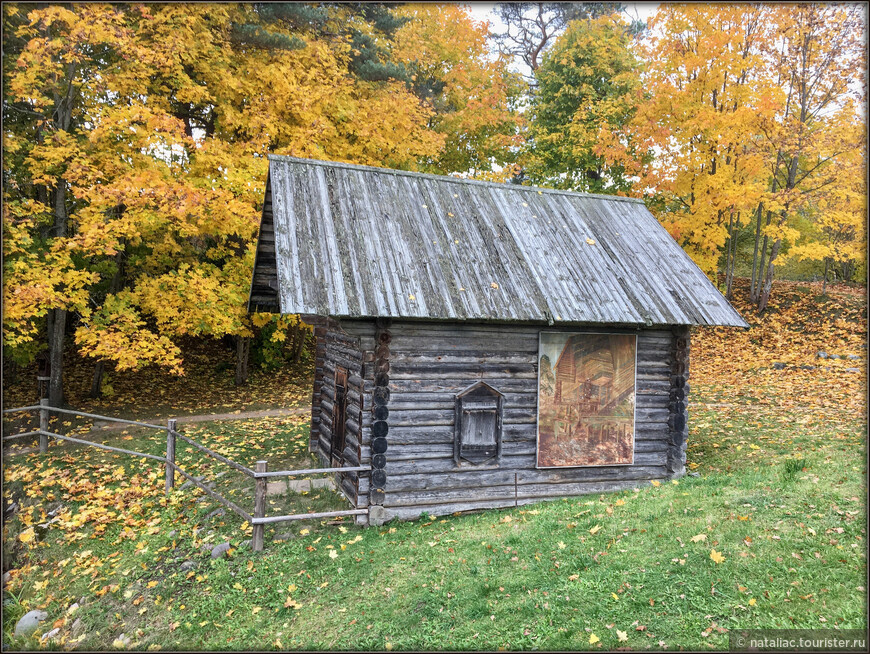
[536,332,637,468]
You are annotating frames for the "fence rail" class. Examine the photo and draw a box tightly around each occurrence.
[175,430,257,477]
[3,401,370,550]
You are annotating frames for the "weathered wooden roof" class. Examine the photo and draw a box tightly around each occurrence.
[249,155,748,328]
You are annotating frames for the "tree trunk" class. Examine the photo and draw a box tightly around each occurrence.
[49,308,66,408]
[753,214,772,304]
[822,257,830,295]
[749,204,763,302]
[724,210,738,300]
[841,260,853,284]
[757,237,783,313]
[235,336,250,386]
[292,328,307,363]
[90,360,105,398]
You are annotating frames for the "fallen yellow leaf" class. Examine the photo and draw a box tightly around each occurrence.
[710,549,726,564]
[589,633,599,644]
[283,596,302,609]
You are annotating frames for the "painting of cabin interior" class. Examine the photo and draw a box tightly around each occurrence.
[537,333,637,468]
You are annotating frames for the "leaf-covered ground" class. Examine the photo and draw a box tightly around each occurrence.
[2,279,866,650]
[2,337,313,421]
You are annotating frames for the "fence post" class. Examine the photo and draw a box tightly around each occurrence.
[39,398,49,454]
[165,419,177,495]
[252,460,267,552]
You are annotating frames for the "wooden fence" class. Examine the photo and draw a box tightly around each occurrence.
[2,401,369,550]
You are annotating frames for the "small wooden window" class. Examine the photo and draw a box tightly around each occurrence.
[331,367,348,466]
[454,382,503,465]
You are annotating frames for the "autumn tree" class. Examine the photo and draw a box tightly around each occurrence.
[748,3,866,310]
[610,5,777,282]
[3,4,142,406]
[392,3,525,175]
[607,4,865,307]
[788,140,867,294]
[522,14,642,193]
[3,3,522,404]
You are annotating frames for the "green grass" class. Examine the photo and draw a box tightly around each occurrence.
[2,405,866,650]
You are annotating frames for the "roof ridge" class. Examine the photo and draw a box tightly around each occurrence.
[266,154,646,205]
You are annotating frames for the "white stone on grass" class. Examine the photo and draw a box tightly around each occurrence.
[14,610,48,637]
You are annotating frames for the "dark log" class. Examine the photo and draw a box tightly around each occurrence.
[384,454,536,476]
[378,464,669,494]
[371,469,387,488]
[378,407,536,428]
[381,378,536,394]
[386,392,537,411]
[375,360,391,374]
[373,387,390,406]
[389,351,538,365]
[376,442,666,465]
[381,423,668,446]
[345,418,361,438]
[390,362,538,376]
[340,476,358,504]
[382,476,664,508]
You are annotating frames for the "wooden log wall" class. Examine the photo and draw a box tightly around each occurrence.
[305,317,367,508]
[359,321,685,521]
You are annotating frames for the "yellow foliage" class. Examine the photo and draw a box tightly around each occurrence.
[621,4,864,281]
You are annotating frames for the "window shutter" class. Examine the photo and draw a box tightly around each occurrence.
[454,382,503,465]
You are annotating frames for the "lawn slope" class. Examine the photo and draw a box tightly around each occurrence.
[2,280,866,650]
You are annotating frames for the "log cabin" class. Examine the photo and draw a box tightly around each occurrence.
[248,155,748,525]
